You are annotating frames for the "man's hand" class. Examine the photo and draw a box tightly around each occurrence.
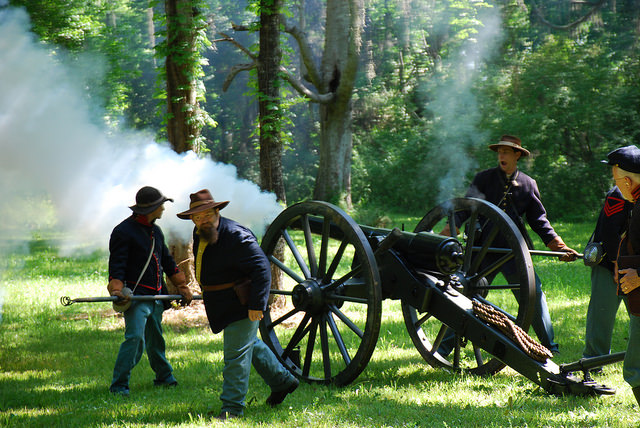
[547,236,579,262]
[177,286,193,306]
[107,279,131,303]
[248,310,263,322]
[170,272,193,306]
[618,268,640,294]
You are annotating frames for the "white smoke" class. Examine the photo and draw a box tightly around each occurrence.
[0,7,282,253]
[424,7,504,203]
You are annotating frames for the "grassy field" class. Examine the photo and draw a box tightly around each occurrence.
[1,216,638,427]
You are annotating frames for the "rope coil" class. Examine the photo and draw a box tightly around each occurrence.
[472,299,553,362]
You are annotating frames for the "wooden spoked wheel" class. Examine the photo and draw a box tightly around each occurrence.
[260,201,382,385]
[401,198,535,375]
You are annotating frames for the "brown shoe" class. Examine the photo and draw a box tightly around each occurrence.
[266,378,299,407]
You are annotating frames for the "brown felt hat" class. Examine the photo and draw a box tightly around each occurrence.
[488,135,530,157]
[177,189,229,220]
[129,186,173,215]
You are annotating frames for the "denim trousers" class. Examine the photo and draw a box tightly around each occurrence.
[220,317,296,415]
[110,300,176,393]
[504,270,558,352]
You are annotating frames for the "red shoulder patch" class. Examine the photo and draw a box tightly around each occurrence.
[604,196,626,217]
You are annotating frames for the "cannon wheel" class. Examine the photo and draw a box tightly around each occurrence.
[260,201,382,385]
[402,198,535,375]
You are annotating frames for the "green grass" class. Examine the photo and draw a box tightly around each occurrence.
[1,221,639,427]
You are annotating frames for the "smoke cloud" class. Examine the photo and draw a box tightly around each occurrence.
[422,7,503,203]
[0,5,282,320]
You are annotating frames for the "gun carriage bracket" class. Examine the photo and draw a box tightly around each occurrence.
[259,198,621,396]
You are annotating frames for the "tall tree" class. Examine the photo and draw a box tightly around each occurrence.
[257,0,285,202]
[161,0,213,153]
[283,0,364,206]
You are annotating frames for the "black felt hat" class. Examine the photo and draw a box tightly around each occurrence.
[129,186,173,215]
[602,145,640,174]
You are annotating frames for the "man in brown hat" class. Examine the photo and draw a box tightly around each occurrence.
[441,135,579,356]
[107,186,193,397]
[178,189,298,420]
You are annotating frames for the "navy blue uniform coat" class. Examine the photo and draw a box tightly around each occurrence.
[108,215,179,295]
[194,217,271,333]
[466,166,558,246]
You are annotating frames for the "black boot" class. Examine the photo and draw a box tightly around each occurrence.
[633,386,640,407]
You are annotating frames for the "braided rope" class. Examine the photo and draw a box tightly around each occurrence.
[472,299,553,362]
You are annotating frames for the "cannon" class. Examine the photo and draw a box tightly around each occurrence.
[259,198,623,395]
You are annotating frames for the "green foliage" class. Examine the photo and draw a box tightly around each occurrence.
[9,0,640,218]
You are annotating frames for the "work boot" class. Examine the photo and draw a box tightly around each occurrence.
[633,386,640,407]
[266,378,299,407]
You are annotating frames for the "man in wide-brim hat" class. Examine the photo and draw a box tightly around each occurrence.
[439,134,578,357]
[176,188,229,219]
[177,189,298,420]
[488,134,531,157]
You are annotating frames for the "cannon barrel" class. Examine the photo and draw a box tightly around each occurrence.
[304,216,465,275]
[361,225,464,274]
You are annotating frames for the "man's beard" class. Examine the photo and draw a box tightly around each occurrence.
[198,222,219,244]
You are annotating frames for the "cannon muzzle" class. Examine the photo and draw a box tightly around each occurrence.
[361,226,464,274]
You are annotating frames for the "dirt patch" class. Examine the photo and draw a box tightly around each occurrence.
[163,300,209,329]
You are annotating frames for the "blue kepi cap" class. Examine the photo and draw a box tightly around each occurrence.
[602,145,640,174]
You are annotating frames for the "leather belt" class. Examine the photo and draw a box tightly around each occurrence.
[201,282,235,292]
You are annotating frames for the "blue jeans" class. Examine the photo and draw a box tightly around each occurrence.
[110,301,176,393]
[505,270,558,352]
[221,317,296,415]
[583,265,627,358]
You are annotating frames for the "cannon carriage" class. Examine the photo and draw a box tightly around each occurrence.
[259,198,621,396]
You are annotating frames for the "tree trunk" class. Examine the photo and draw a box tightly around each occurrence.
[257,0,286,303]
[258,0,286,203]
[146,6,157,68]
[313,0,363,207]
[165,0,200,153]
[163,0,202,294]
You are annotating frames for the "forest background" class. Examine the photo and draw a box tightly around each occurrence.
[5,0,639,222]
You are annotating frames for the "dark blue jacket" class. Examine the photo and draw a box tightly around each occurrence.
[620,186,640,260]
[108,215,179,295]
[591,186,632,272]
[194,216,271,333]
[466,166,558,246]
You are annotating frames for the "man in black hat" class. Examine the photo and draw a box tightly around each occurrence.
[178,189,298,420]
[602,145,640,407]
[441,135,579,355]
[108,186,193,397]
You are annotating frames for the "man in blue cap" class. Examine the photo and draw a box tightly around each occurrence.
[603,145,640,407]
